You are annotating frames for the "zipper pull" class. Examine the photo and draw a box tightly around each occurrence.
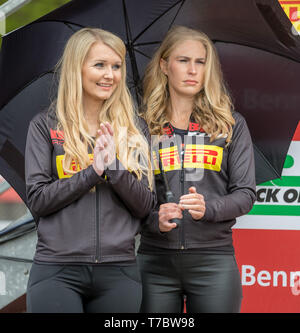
[180,169,184,183]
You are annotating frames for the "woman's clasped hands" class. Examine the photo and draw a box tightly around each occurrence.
[158,186,206,232]
[93,122,116,176]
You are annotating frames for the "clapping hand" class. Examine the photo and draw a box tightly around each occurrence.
[93,122,116,176]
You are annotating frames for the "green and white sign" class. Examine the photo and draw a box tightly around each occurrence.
[235,138,300,230]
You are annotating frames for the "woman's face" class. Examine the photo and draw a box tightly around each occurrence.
[160,39,206,99]
[82,41,122,104]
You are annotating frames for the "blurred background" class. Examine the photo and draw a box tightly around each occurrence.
[0,0,299,313]
[0,0,71,312]
[0,0,71,233]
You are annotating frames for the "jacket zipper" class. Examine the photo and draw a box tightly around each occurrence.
[180,143,185,250]
[180,167,185,249]
[95,184,100,263]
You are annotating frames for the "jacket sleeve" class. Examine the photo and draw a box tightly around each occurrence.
[139,180,165,235]
[105,166,156,219]
[25,117,103,218]
[201,113,257,223]
[104,117,156,219]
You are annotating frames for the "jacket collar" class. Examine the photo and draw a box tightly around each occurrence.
[162,117,205,137]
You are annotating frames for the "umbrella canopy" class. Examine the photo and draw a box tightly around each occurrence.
[0,0,299,205]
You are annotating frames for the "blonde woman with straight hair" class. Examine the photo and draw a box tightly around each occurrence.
[25,28,155,313]
[138,26,256,313]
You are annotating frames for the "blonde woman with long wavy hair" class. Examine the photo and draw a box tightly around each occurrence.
[25,28,155,313]
[138,26,256,313]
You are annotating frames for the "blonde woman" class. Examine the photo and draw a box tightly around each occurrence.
[25,28,155,313]
[138,26,256,313]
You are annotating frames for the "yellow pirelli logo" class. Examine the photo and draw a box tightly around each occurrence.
[184,144,223,171]
[153,144,223,174]
[56,154,94,178]
[153,145,181,175]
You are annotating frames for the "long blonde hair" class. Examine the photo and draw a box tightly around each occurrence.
[143,25,235,144]
[54,28,153,188]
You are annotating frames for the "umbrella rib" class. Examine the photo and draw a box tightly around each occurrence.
[134,48,154,59]
[24,19,85,30]
[166,0,186,31]
[122,0,133,44]
[253,143,282,179]
[132,0,184,43]
[213,39,300,64]
[63,21,81,32]
[122,0,141,102]
[135,41,164,47]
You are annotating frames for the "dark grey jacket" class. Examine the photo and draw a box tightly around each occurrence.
[140,111,257,250]
[25,110,155,264]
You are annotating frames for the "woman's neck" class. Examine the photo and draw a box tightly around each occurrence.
[82,98,103,137]
[168,93,194,130]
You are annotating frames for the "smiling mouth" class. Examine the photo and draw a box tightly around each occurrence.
[96,83,113,88]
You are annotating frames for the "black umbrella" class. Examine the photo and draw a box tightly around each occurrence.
[0,0,299,206]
